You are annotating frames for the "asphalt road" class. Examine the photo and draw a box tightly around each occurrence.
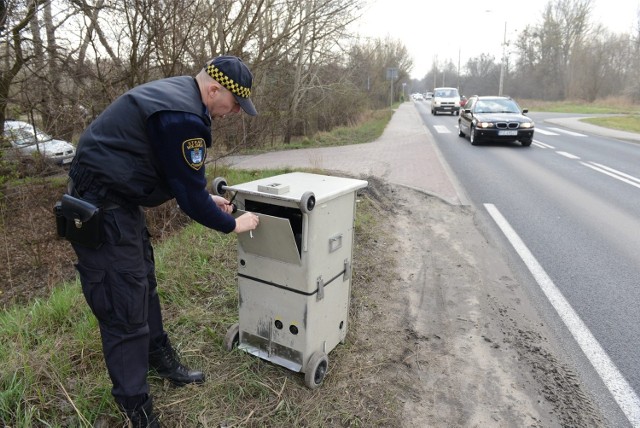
[414,101,640,427]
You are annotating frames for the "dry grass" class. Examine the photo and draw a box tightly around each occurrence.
[0,170,405,427]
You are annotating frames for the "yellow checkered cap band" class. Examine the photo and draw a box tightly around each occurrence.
[206,64,251,98]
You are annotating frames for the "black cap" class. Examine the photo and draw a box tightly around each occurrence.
[205,56,257,116]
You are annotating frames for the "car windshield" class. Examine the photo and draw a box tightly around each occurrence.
[436,90,457,97]
[4,125,53,147]
[474,99,520,114]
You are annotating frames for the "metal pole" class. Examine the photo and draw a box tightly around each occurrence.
[457,48,461,90]
[499,21,506,96]
[390,78,393,107]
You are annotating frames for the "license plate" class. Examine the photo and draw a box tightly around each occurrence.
[443,107,451,110]
[498,130,518,136]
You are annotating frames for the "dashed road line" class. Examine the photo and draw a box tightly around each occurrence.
[532,140,555,149]
[534,128,560,135]
[556,151,581,159]
[433,125,451,134]
[547,127,587,137]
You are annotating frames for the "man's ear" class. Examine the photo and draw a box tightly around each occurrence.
[208,82,221,98]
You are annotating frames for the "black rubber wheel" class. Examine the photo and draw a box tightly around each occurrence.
[521,139,532,147]
[304,352,329,389]
[300,191,316,213]
[458,124,465,137]
[224,323,240,351]
[470,126,479,146]
[212,177,228,196]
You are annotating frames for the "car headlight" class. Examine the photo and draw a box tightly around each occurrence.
[477,122,494,128]
[520,121,534,128]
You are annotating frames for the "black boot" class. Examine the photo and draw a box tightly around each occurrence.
[121,395,160,428]
[149,339,205,386]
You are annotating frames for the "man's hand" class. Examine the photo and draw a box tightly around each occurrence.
[234,212,259,233]
[211,195,234,214]
[210,195,258,233]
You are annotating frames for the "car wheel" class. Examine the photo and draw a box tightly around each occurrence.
[470,126,479,145]
[521,139,532,147]
[458,124,465,137]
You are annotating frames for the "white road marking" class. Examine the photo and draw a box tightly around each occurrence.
[433,125,451,134]
[484,203,640,427]
[547,127,587,137]
[532,140,555,149]
[582,162,640,189]
[556,151,581,159]
[534,128,560,135]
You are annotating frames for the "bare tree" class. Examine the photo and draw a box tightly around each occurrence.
[0,0,410,157]
[569,28,632,101]
[627,7,640,101]
[0,0,37,136]
[511,0,592,100]
[460,54,500,97]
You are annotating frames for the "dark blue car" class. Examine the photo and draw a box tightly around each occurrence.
[458,96,535,147]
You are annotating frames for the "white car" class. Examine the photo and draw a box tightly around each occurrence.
[431,87,461,116]
[3,120,76,166]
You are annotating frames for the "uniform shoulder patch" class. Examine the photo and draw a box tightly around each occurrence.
[181,138,207,170]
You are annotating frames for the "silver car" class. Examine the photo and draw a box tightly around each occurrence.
[3,120,76,165]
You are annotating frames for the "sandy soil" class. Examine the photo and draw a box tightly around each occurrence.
[355,178,605,428]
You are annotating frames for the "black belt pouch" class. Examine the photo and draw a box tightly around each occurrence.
[54,194,104,249]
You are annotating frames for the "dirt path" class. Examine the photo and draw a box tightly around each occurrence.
[358,179,604,427]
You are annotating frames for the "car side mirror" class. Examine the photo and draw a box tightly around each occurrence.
[522,109,529,113]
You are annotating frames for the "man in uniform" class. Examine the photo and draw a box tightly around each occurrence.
[67,56,260,426]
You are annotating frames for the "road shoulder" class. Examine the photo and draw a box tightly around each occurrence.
[355,180,605,427]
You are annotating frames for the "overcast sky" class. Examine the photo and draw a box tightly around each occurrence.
[352,0,640,79]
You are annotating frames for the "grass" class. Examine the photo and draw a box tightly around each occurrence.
[520,97,640,115]
[242,109,393,154]
[1,98,637,426]
[0,160,400,427]
[517,97,640,135]
[580,115,640,133]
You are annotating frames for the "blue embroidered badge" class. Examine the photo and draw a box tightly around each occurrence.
[181,138,206,170]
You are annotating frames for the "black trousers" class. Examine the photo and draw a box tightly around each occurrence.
[72,204,166,405]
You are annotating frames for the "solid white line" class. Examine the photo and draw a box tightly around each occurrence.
[484,203,640,427]
[590,162,640,185]
[581,162,640,190]
[547,127,587,137]
[556,151,581,160]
